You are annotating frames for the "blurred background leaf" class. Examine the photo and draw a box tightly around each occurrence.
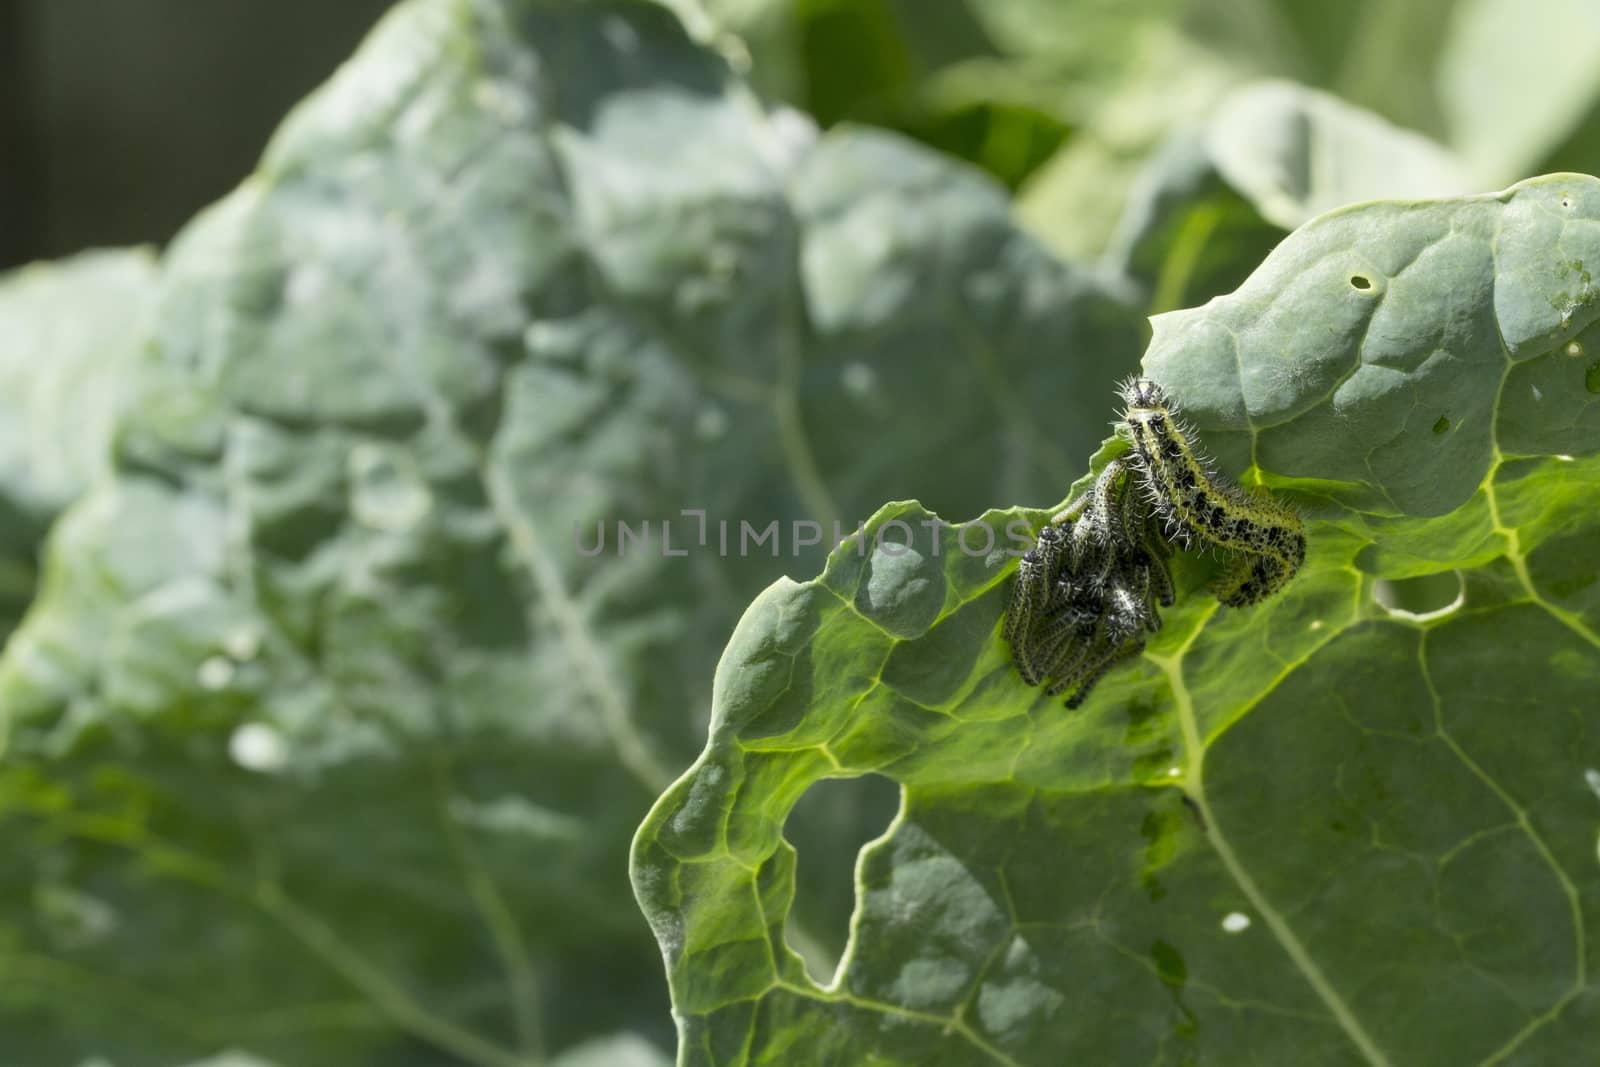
[0,0,1145,1063]
[0,250,160,640]
[701,0,1600,266]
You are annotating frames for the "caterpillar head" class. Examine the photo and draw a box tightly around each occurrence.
[1119,376,1170,411]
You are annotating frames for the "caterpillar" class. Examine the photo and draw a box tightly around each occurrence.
[1006,458,1173,707]
[1004,376,1305,710]
[1005,525,1065,684]
[1118,377,1305,607]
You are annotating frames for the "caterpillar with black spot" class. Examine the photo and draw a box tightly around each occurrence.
[1006,457,1174,707]
[1004,377,1305,711]
[1118,377,1305,606]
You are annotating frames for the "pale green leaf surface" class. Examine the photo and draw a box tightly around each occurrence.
[1098,81,1473,320]
[0,249,160,638]
[1101,129,1282,318]
[0,0,1144,1063]
[1014,27,1235,261]
[1439,0,1600,182]
[1203,81,1475,231]
[709,0,1600,262]
[634,174,1600,1065]
[1017,0,1600,263]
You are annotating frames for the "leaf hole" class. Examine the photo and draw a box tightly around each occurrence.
[1373,570,1464,622]
[783,773,901,984]
[1562,196,1573,209]
[1349,274,1373,291]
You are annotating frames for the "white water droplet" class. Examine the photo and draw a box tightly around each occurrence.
[1166,766,1182,778]
[230,723,288,773]
[1567,340,1585,357]
[350,444,431,532]
[224,626,261,662]
[1221,911,1251,933]
[197,656,234,691]
[523,318,592,362]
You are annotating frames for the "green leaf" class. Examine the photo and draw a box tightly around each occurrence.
[0,0,1144,1063]
[1101,130,1282,317]
[0,249,160,639]
[1017,0,1600,262]
[712,0,1600,256]
[1012,33,1237,262]
[1190,0,1462,145]
[1439,0,1600,181]
[633,174,1600,1065]
[705,0,1073,191]
[1202,81,1475,231]
[1102,81,1476,317]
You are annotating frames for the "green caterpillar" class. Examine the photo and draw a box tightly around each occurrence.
[1004,377,1305,709]
[1118,377,1305,607]
[1006,458,1172,708]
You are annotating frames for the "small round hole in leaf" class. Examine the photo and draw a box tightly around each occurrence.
[1432,415,1449,434]
[1374,570,1464,622]
[1349,274,1373,291]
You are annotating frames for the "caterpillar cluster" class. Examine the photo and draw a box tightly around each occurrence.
[1005,377,1305,708]
[1004,456,1175,707]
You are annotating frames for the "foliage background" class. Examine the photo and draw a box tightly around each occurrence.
[3,1,1600,1065]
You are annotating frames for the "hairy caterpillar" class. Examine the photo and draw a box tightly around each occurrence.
[1006,459,1173,707]
[1118,377,1305,607]
[1005,377,1305,709]
[1004,525,1064,683]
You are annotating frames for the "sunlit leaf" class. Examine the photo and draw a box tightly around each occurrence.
[634,174,1600,1065]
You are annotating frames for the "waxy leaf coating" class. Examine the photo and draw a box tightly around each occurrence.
[634,175,1600,1066]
